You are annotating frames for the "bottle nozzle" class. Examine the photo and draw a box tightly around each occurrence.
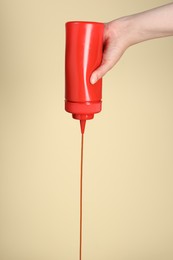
[80,120,86,134]
[72,114,94,134]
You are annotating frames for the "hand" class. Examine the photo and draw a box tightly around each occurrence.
[90,3,173,84]
[90,19,130,84]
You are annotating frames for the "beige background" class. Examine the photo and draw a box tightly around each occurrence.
[0,0,173,259]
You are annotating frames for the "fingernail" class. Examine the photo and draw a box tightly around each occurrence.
[90,75,97,84]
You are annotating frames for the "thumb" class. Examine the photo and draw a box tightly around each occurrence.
[90,62,112,84]
[90,46,125,84]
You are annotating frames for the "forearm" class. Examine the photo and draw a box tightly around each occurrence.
[117,2,173,46]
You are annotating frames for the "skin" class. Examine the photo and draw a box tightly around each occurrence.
[90,2,173,84]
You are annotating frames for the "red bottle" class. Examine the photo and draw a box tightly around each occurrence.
[65,21,104,133]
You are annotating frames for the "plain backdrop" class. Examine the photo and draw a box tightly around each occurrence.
[0,0,173,259]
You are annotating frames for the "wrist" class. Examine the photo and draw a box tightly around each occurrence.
[107,16,139,49]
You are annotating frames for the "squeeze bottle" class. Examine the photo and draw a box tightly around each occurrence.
[65,21,104,133]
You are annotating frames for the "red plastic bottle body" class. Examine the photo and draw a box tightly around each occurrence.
[65,21,104,120]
